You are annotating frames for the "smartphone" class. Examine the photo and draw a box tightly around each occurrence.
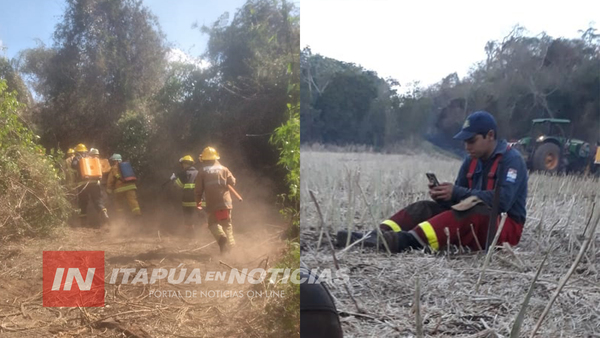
[426,173,440,187]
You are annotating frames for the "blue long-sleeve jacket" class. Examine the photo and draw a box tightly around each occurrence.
[451,140,528,224]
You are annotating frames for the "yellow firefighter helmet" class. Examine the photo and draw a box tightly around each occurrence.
[75,143,88,153]
[201,147,220,160]
[179,155,195,164]
[67,148,75,155]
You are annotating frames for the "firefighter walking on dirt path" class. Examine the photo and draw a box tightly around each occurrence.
[106,153,142,220]
[337,111,528,253]
[171,155,204,232]
[71,143,110,226]
[194,146,237,254]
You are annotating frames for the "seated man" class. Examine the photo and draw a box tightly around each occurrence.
[337,111,528,253]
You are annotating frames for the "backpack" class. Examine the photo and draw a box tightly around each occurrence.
[79,157,102,180]
[118,161,137,182]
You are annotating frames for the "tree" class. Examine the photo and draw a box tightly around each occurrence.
[0,57,31,106]
[301,26,599,151]
[20,0,167,152]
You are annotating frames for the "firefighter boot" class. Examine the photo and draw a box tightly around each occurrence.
[79,215,88,227]
[101,208,110,225]
[335,230,362,248]
[380,231,423,253]
[342,230,398,250]
[218,236,229,254]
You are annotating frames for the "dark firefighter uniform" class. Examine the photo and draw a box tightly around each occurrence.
[175,164,200,228]
[71,144,109,225]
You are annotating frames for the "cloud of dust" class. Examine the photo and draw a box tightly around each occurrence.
[97,139,288,260]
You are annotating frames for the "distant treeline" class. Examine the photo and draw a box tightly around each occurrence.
[301,26,600,153]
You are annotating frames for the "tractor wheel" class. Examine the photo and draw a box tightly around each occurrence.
[532,142,561,173]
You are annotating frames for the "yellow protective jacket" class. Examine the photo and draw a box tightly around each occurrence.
[106,164,137,194]
[194,160,236,212]
[64,156,77,188]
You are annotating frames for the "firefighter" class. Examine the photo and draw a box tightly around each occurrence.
[337,111,528,253]
[63,148,76,188]
[71,143,109,226]
[194,147,237,253]
[171,155,201,231]
[106,153,141,219]
[63,148,78,208]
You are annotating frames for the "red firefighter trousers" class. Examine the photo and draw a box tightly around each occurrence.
[381,201,523,251]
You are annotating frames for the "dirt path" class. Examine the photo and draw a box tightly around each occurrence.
[0,208,288,337]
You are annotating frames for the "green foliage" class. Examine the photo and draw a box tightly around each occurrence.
[261,240,300,336]
[114,110,153,179]
[270,66,300,239]
[301,26,600,150]
[20,0,167,152]
[0,80,71,238]
[315,70,379,145]
[270,104,300,200]
[0,56,32,106]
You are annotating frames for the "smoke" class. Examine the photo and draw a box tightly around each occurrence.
[423,98,467,158]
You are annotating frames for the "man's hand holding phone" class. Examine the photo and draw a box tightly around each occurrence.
[427,173,453,201]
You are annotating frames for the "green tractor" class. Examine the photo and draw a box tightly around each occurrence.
[510,118,592,173]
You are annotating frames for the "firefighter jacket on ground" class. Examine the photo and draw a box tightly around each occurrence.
[193,160,236,212]
[175,166,198,208]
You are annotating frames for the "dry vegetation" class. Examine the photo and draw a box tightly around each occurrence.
[301,149,600,337]
[0,203,294,338]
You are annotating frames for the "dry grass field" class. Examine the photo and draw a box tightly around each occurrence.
[301,148,600,337]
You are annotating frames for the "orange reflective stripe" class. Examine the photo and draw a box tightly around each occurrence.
[381,219,401,232]
[418,221,439,251]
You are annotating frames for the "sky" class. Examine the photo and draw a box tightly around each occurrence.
[0,0,249,61]
[301,0,600,92]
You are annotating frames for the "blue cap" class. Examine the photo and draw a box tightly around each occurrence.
[453,111,497,140]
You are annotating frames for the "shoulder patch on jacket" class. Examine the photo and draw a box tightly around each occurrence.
[506,168,517,183]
